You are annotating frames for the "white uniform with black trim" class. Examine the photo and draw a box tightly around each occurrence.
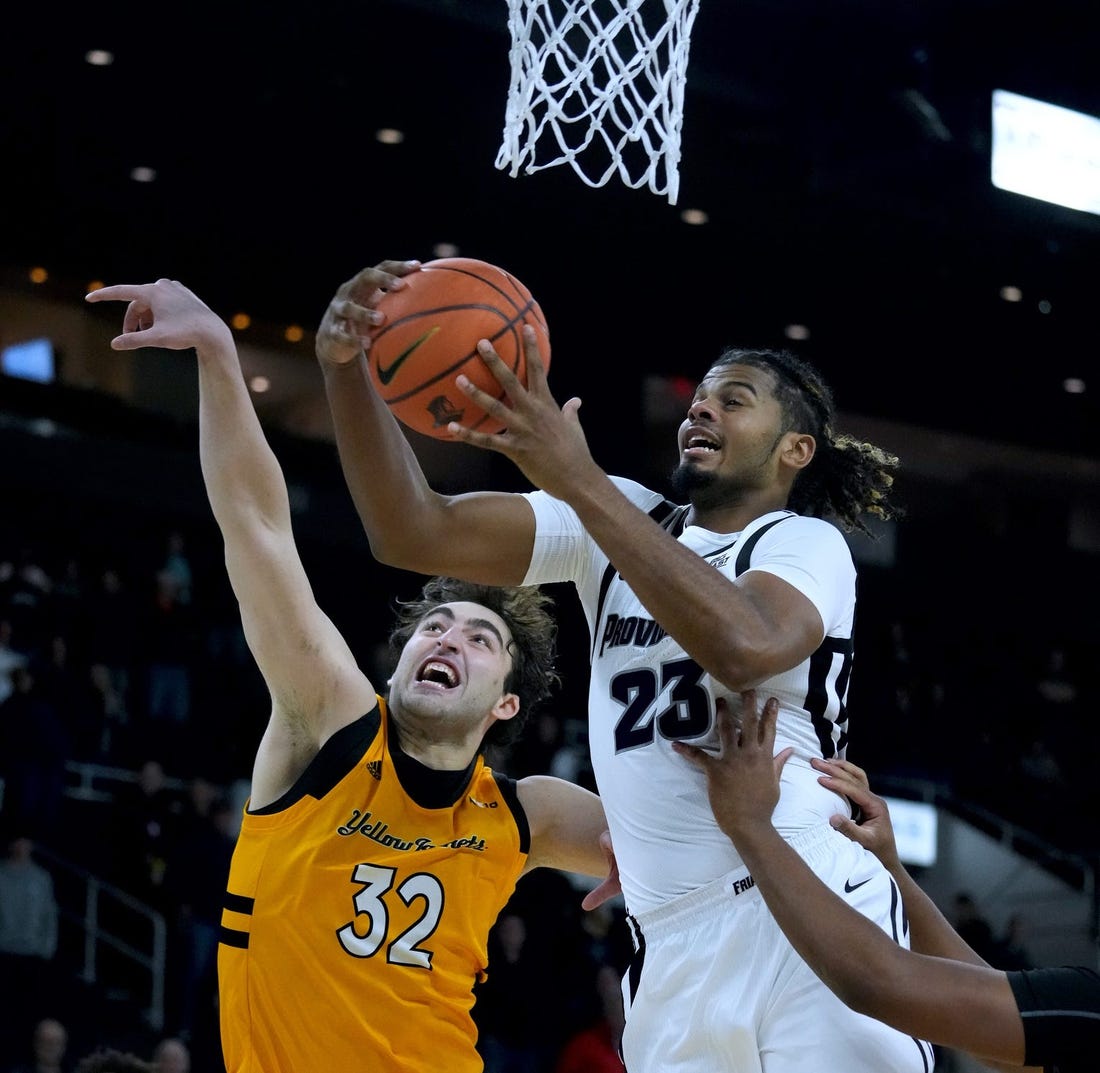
[522,476,933,1073]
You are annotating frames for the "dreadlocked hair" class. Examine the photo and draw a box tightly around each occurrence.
[389,576,561,748]
[712,348,902,537]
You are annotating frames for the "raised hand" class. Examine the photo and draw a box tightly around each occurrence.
[315,260,421,367]
[444,325,601,498]
[85,278,231,353]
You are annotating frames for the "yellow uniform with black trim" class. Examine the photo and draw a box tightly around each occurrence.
[218,700,530,1072]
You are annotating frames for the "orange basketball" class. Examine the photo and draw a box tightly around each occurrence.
[367,257,551,439]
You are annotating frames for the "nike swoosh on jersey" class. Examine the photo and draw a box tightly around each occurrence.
[376,327,440,385]
[844,876,873,893]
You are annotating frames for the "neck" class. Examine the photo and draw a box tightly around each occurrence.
[390,710,483,771]
[686,493,790,533]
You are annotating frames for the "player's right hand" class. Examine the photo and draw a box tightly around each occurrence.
[315,260,420,367]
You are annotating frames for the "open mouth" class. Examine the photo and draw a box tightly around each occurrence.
[684,433,720,454]
[417,660,458,688]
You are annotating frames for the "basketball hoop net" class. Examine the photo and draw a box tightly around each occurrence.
[495,0,702,205]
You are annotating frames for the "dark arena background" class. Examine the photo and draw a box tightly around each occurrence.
[1,2,1097,1071]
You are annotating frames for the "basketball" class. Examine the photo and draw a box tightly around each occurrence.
[366,257,551,439]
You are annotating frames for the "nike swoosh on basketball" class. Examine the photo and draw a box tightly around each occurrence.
[844,876,873,893]
[376,328,440,385]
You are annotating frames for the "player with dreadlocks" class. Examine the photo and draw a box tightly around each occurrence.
[316,259,929,1073]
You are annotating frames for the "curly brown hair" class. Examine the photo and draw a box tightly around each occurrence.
[388,577,560,748]
[711,347,903,536]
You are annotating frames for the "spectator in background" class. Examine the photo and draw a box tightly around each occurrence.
[2,1016,71,1073]
[137,571,198,763]
[553,963,626,1073]
[33,634,87,751]
[109,760,183,913]
[995,913,1034,972]
[476,912,558,1073]
[150,1039,189,1073]
[48,558,86,649]
[0,665,71,841]
[78,662,130,765]
[81,567,137,731]
[0,618,28,705]
[950,892,999,965]
[159,532,193,608]
[477,871,606,1073]
[0,546,53,658]
[0,831,60,1060]
[168,784,236,1046]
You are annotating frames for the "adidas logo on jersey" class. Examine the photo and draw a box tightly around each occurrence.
[366,760,382,781]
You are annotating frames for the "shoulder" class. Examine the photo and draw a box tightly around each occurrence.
[752,513,852,556]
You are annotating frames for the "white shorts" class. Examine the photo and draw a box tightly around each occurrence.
[619,824,935,1073]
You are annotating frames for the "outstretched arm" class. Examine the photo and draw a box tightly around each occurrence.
[672,693,1030,1069]
[517,775,609,880]
[86,280,376,807]
[316,262,537,584]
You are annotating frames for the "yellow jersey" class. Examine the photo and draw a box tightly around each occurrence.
[218,700,530,1072]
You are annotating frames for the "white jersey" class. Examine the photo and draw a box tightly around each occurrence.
[522,477,859,915]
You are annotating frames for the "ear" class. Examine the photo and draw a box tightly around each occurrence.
[490,692,521,724]
[780,431,815,472]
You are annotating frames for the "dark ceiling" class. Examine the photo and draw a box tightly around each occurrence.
[4,0,1098,460]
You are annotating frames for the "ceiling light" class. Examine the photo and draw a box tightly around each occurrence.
[784,324,811,341]
[679,208,708,225]
[999,285,1023,302]
[375,128,405,145]
[85,50,114,66]
[130,166,156,183]
[249,375,271,394]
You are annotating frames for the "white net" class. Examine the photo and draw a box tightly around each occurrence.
[495,0,702,204]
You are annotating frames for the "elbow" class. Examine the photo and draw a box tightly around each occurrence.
[709,644,772,692]
[829,973,884,1018]
[367,532,430,573]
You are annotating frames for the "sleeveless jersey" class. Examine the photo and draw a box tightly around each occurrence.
[218,700,530,1073]
[523,477,858,914]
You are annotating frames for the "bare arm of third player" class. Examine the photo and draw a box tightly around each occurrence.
[317,262,825,691]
